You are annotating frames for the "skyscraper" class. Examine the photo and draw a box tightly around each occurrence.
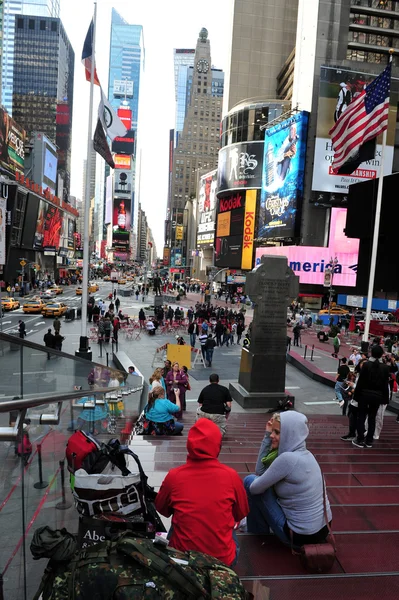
[107,8,144,261]
[12,15,74,200]
[223,0,299,114]
[167,28,224,271]
[173,49,195,143]
[2,0,60,114]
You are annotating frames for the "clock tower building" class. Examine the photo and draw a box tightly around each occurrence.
[168,28,224,271]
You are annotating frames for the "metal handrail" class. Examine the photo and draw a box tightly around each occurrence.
[0,331,126,376]
[0,387,117,413]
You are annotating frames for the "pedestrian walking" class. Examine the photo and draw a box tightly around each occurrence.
[18,320,26,339]
[53,317,61,334]
[205,334,216,367]
[53,331,65,351]
[115,297,120,312]
[43,328,55,359]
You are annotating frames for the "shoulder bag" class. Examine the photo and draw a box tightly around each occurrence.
[290,473,336,573]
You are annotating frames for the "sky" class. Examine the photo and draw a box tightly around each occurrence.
[60,0,232,255]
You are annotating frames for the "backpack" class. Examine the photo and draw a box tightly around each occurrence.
[66,430,102,474]
[33,532,253,600]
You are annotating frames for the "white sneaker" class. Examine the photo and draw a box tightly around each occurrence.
[373,435,379,440]
[339,401,344,408]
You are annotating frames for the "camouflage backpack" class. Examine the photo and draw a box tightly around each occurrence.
[33,532,252,600]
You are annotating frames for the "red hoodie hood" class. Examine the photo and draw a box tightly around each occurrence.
[187,418,222,460]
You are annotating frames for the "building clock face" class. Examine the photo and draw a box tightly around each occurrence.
[197,59,209,73]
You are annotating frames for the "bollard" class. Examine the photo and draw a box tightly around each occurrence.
[33,443,48,489]
[304,345,308,360]
[0,573,4,600]
[106,351,109,367]
[310,344,315,362]
[56,460,72,510]
[99,338,103,358]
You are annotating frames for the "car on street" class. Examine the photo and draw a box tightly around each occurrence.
[23,299,46,314]
[40,289,56,300]
[76,287,82,295]
[89,283,99,292]
[42,302,68,318]
[103,275,111,281]
[319,306,348,316]
[1,297,20,311]
[50,285,63,295]
[118,279,127,285]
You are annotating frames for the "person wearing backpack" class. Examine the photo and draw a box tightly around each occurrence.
[155,418,248,567]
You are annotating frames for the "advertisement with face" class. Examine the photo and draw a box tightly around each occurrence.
[217,141,264,193]
[197,169,217,247]
[255,207,359,287]
[112,196,131,250]
[33,200,47,249]
[67,219,75,249]
[258,111,308,239]
[311,65,396,195]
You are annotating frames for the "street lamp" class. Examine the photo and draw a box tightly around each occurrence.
[327,256,338,317]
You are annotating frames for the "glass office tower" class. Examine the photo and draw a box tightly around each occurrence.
[2,0,60,114]
[13,15,74,200]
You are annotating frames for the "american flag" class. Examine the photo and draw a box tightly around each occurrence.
[81,20,100,86]
[329,62,391,172]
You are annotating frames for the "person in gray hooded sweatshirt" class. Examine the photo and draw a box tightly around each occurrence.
[244,411,332,548]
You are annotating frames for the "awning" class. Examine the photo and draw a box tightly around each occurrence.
[298,293,324,298]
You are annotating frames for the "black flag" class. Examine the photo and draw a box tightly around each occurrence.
[93,118,115,168]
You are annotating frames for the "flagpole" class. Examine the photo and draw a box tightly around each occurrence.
[78,2,97,360]
[362,52,393,347]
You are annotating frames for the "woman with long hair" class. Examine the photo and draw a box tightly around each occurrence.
[165,362,188,417]
[144,386,184,435]
[149,367,166,392]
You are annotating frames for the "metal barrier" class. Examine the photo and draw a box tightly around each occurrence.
[310,345,315,362]
[304,345,308,360]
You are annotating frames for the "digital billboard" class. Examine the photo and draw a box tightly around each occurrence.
[217,141,264,193]
[311,66,396,195]
[114,155,131,169]
[258,111,309,239]
[112,196,131,251]
[67,219,75,249]
[0,197,6,265]
[42,204,63,249]
[214,190,256,270]
[0,106,25,175]
[42,143,58,194]
[255,207,359,287]
[33,200,47,249]
[112,129,135,155]
[163,246,170,266]
[197,169,217,247]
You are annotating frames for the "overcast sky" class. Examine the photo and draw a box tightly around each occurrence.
[60,0,232,255]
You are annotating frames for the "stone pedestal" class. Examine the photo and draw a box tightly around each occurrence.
[154,296,164,308]
[230,255,298,409]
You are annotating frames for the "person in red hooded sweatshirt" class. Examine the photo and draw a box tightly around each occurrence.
[155,418,249,567]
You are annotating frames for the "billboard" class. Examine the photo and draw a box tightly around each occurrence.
[0,197,6,265]
[42,205,63,249]
[197,169,217,247]
[114,170,133,194]
[43,142,58,194]
[163,246,170,266]
[112,196,131,251]
[255,207,359,287]
[258,111,309,239]
[311,65,396,195]
[67,219,75,249]
[112,129,135,155]
[113,80,133,98]
[217,141,264,193]
[117,107,132,129]
[0,107,25,175]
[114,154,131,169]
[105,174,113,225]
[215,190,255,270]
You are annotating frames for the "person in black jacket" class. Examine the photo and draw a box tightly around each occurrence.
[188,319,199,347]
[205,334,216,367]
[352,345,390,448]
[43,329,54,359]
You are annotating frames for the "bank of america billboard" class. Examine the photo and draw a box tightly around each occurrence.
[258,111,309,239]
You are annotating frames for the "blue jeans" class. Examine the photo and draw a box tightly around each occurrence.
[243,475,290,546]
[335,382,344,401]
[205,349,214,364]
[190,333,196,347]
[173,422,184,435]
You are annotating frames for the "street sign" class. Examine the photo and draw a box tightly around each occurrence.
[20,260,27,267]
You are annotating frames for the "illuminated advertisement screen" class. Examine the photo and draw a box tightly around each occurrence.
[114,154,131,169]
[197,169,217,247]
[0,106,25,174]
[256,207,359,287]
[43,204,63,249]
[43,143,58,194]
[214,192,245,269]
[112,196,131,250]
[258,111,309,239]
[33,200,47,249]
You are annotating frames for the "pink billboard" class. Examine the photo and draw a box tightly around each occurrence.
[255,208,359,287]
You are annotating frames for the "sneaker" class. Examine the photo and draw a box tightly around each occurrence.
[352,439,366,449]
[364,442,373,448]
[341,435,356,441]
[339,401,344,408]
[373,435,379,440]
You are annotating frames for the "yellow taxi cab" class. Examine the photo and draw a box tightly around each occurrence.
[103,275,111,282]
[76,287,82,295]
[23,299,46,314]
[42,302,68,318]
[118,279,127,285]
[50,285,63,295]
[126,276,134,282]
[319,307,348,316]
[88,283,99,293]
[1,297,20,311]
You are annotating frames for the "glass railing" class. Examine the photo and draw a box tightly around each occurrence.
[0,333,144,600]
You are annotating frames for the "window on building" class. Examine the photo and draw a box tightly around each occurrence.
[29,19,35,30]
[51,21,57,32]
[17,18,23,28]
[40,20,46,30]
